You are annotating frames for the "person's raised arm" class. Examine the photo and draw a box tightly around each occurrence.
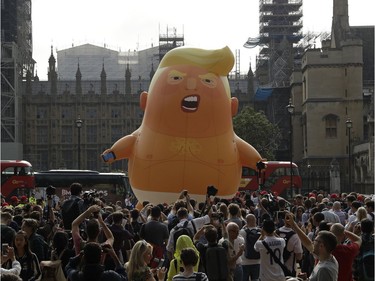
[285,211,314,253]
[184,193,194,215]
[98,211,114,246]
[72,205,101,234]
[344,228,362,247]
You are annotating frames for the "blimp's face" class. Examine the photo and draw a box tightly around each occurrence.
[143,64,233,137]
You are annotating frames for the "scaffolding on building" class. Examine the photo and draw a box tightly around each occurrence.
[244,0,303,88]
[1,0,34,144]
[158,26,184,62]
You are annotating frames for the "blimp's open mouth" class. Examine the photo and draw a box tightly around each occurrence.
[181,95,200,113]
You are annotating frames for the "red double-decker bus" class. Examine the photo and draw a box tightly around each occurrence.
[1,160,35,200]
[239,161,302,198]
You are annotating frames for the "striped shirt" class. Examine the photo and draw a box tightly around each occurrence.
[172,272,208,281]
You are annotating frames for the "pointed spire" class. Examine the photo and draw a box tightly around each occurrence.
[125,63,131,94]
[100,61,106,79]
[48,45,57,94]
[76,59,82,94]
[101,61,107,94]
[26,70,32,94]
[34,70,39,82]
[247,60,254,78]
[48,45,56,65]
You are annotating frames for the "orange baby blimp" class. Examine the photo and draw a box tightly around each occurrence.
[102,46,262,203]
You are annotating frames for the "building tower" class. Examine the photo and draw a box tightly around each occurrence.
[245,0,303,87]
[48,46,58,94]
[1,0,34,159]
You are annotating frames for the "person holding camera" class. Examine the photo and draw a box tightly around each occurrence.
[71,205,114,255]
[166,206,211,260]
[276,212,303,277]
[66,242,127,281]
[0,245,21,276]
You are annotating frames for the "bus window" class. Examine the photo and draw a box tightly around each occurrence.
[1,160,35,200]
[242,167,256,177]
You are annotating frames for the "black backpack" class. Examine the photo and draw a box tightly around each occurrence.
[276,229,295,261]
[173,220,196,247]
[244,228,261,259]
[168,215,180,232]
[61,198,81,230]
[204,245,229,281]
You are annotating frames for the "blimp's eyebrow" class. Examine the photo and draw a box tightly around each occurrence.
[168,70,186,78]
[198,73,216,81]
[199,73,218,88]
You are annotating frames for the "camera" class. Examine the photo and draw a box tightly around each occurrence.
[46,185,56,199]
[207,185,218,197]
[101,244,111,253]
[212,212,225,224]
[153,258,165,268]
[83,189,101,208]
[2,243,9,255]
[256,161,266,170]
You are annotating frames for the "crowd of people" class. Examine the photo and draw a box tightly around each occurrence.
[1,183,374,281]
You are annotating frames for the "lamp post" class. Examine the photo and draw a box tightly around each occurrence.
[346,117,352,190]
[76,115,83,170]
[286,98,295,195]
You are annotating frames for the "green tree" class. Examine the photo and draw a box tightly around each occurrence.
[233,106,281,160]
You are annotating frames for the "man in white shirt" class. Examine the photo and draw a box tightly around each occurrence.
[254,219,286,281]
[219,222,245,281]
[239,214,260,281]
[277,213,303,276]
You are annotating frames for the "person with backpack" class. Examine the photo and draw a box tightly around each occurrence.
[276,212,303,277]
[239,214,261,281]
[166,208,210,260]
[167,235,200,281]
[330,223,362,281]
[171,247,208,281]
[353,218,374,281]
[60,183,85,231]
[194,225,228,281]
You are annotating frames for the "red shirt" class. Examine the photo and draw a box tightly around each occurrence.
[332,242,360,281]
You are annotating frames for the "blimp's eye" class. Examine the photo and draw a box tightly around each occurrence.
[200,75,217,88]
[168,70,185,85]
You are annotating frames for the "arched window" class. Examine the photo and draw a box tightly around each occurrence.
[323,114,339,138]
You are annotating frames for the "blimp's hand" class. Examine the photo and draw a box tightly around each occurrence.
[101,150,116,163]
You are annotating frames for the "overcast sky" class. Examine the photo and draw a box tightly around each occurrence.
[32,0,374,80]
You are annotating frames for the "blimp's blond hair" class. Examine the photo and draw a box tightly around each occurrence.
[158,46,234,76]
